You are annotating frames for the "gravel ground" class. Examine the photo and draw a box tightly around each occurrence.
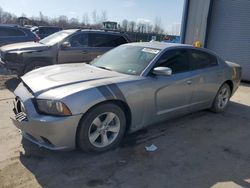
[0,75,250,188]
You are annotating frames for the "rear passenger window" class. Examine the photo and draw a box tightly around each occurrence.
[156,50,190,74]
[38,28,48,34]
[89,33,127,47]
[0,28,25,37]
[109,35,127,47]
[189,50,218,70]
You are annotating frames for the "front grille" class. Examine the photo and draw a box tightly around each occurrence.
[15,112,27,122]
[13,98,27,122]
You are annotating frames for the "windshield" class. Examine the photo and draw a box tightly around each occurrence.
[91,45,160,75]
[39,30,74,45]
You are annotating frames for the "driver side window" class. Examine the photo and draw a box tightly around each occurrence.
[157,50,190,74]
[69,33,88,48]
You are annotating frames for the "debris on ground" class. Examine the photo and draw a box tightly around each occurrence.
[118,160,127,166]
[145,144,158,152]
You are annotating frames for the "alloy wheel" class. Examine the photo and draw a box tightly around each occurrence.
[88,112,120,148]
[217,87,230,109]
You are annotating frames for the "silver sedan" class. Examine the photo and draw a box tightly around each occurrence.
[11,42,241,152]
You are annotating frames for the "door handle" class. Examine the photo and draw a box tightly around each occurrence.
[186,80,192,85]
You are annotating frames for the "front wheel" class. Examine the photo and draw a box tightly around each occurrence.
[211,83,231,113]
[77,103,126,153]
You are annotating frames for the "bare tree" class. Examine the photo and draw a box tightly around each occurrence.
[0,9,17,24]
[146,23,153,33]
[39,11,44,22]
[82,13,89,25]
[153,17,164,34]
[58,15,68,28]
[0,7,4,23]
[69,18,79,28]
[128,21,136,32]
[92,10,98,24]
[0,6,168,36]
[100,10,107,22]
[121,19,128,31]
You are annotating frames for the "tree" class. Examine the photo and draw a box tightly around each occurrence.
[0,7,4,23]
[0,6,167,34]
[58,15,68,28]
[39,11,44,22]
[146,23,153,33]
[82,13,89,25]
[92,10,98,24]
[128,21,136,32]
[121,19,128,31]
[100,11,107,22]
[153,17,164,34]
[69,18,79,28]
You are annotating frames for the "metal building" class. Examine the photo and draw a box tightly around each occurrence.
[181,0,250,81]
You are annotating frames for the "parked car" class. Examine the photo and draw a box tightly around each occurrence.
[0,24,39,46]
[11,42,241,152]
[0,29,130,75]
[31,26,62,39]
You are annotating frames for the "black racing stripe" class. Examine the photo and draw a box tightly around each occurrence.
[107,83,126,102]
[96,85,114,100]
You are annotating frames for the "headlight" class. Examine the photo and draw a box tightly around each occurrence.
[36,99,72,116]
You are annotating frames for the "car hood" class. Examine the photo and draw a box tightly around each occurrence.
[21,63,128,97]
[0,41,49,53]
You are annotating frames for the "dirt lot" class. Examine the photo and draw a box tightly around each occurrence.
[0,75,250,188]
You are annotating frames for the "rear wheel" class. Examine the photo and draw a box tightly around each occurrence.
[77,103,126,153]
[211,83,231,113]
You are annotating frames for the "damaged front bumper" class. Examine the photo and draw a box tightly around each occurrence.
[0,50,25,74]
[0,59,25,74]
[11,111,82,151]
[11,82,82,150]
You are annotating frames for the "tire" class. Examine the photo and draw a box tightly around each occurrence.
[23,61,50,74]
[77,103,126,153]
[211,83,231,113]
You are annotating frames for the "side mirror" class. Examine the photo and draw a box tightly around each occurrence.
[61,41,71,49]
[153,67,172,76]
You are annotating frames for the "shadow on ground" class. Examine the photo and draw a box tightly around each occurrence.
[14,101,250,188]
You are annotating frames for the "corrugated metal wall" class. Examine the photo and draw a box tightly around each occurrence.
[206,0,250,81]
[184,0,211,45]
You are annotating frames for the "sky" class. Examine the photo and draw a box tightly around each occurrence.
[0,0,184,34]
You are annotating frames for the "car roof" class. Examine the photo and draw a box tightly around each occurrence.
[0,24,32,33]
[126,42,221,59]
[38,26,62,29]
[126,42,192,50]
[63,28,125,35]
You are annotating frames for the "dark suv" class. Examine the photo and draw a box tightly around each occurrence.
[0,29,130,75]
[31,26,62,39]
[0,24,39,46]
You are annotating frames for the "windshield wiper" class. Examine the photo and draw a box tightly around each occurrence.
[95,66,112,71]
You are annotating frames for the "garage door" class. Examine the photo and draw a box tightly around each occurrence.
[206,0,250,81]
